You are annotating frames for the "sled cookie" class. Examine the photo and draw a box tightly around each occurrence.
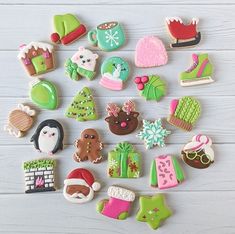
[100,57,130,90]
[167,96,201,132]
[73,129,103,164]
[4,104,36,138]
[180,53,214,86]
[181,134,214,169]
[150,155,184,189]
[166,17,201,48]
[51,14,87,45]
[88,22,125,51]
[23,159,56,193]
[31,119,64,155]
[65,47,99,81]
[65,87,98,121]
[29,79,58,110]
[105,100,139,135]
[137,119,171,150]
[135,36,168,68]
[18,42,55,76]
[136,194,172,230]
[108,142,141,178]
[134,75,167,101]
[63,168,101,204]
[97,186,135,220]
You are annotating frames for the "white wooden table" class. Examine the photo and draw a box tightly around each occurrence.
[0,0,235,233]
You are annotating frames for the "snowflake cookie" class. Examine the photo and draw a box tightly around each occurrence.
[137,119,171,149]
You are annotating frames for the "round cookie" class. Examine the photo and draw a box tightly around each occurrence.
[100,57,130,90]
[73,129,103,164]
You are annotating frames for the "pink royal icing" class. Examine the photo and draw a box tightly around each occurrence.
[99,76,123,90]
[156,155,178,189]
[169,99,179,114]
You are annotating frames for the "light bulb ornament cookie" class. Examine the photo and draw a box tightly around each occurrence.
[100,57,130,90]
[181,134,214,169]
[30,119,64,155]
[63,168,101,204]
[105,100,139,135]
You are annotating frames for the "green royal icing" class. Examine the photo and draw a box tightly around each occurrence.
[108,142,141,178]
[23,159,55,170]
[172,156,185,182]
[141,75,167,101]
[65,87,98,121]
[30,79,58,110]
[31,55,47,74]
[150,160,158,187]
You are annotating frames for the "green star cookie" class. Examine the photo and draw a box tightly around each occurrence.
[136,194,172,230]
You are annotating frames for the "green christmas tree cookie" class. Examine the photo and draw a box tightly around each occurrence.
[65,87,98,121]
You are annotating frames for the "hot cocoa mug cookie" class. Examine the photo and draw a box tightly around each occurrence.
[73,129,103,164]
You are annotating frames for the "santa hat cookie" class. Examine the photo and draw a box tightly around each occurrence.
[51,14,87,45]
[63,168,101,204]
[181,134,214,169]
[135,36,168,68]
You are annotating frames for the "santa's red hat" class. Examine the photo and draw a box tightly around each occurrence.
[64,168,101,191]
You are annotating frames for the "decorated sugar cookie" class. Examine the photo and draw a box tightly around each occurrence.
[4,104,36,138]
[166,17,201,48]
[135,36,168,68]
[150,155,184,189]
[137,119,171,149]
[88,22,125,51]
[17,42,55,76]
[65,87,98,121]
[30,119,64,155]
[180,54,214,86]
[134,75,167,101]
[51,14,87,45]
[181,134,214,169]
[167,96,201,131]
[63,168,101,204]
[73,129,103,164]
[100,57,130,90]
[108,142,141,178]
[65,47,99,81]
[29,79,58,110]
[136,194,172,230]
[23,159,56,193]
[105,100,139,135]
[97,186,135,220]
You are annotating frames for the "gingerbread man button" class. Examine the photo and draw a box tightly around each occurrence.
[73,129,103,164]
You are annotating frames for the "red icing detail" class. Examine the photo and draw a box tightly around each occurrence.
[141,76,149,83]
[61,24,87,45]
[134,77,141,84]
[137,83,144,90]
[168,20,198,40]
[120,122,127,128]
[51,33,61,43]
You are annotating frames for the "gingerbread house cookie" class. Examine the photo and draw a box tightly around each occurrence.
[18,42,55,76]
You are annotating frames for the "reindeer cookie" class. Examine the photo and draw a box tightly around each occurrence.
[73,129,103,164]
[4,104,36,138]
[105,100,139,135]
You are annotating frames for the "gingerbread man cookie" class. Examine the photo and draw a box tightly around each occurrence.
[73,129,103,164]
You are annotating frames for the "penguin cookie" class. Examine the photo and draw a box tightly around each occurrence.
[30,119,64,155]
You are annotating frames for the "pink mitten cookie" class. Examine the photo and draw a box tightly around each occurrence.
[135,36,168,68]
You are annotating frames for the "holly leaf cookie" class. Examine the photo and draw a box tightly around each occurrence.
[136,194,172,229]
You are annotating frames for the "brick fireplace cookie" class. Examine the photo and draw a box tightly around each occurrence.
[23,159,56,193]
[73,129,103,164]
[18,42,55,76]
[4,104,36,138]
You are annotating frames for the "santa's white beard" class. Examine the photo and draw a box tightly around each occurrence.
[63,185,94,204]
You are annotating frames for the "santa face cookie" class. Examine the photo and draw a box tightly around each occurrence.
[73,129,103,164]
[51,14,87,45]
[4,104,36,138]
[30,119,64,155]
[97,186,135,220]
[181,134,214,169]
[65,47,99,81]
[166,17,201,48]
[63,168,101,204]
[105,100,139,135]
[18,42,55,76]
[100,57,130,90]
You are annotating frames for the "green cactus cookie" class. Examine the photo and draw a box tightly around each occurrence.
[167,96,201,131]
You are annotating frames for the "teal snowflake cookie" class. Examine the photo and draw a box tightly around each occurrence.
[137,119,171,149]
